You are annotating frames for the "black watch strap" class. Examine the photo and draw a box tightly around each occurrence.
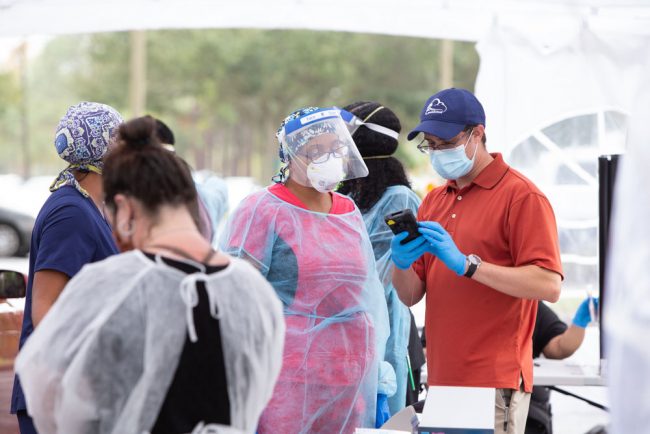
[464,254,481,278]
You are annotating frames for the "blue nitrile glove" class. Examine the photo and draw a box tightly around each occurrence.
[375,393,391,428]
[390,231,430,270]
[572,296,599,328]
[418,221,467,276]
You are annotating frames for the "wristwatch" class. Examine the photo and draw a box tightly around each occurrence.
[464,254,482,278]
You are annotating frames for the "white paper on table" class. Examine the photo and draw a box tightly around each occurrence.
[419,386,494,429]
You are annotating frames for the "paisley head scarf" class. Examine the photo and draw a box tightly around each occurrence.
[50,102,123,197]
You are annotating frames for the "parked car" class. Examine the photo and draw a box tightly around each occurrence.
[0,208,34,257]
[0,269,26,434]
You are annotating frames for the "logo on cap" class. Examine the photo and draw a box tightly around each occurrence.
[424,98,447,115]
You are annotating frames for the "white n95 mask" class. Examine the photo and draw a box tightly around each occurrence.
[307,156,345,193]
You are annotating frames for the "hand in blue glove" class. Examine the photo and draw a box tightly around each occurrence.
[390,231,429,270]
[375,393,391,428]
[572,296,599,328]
[418,221,467,276]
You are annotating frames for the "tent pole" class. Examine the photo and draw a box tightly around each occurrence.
[129,30,147,117]
[439,39,454,89]
[19,41,30,178]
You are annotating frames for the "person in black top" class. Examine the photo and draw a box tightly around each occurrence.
[527,297,598,434]
[146,252,231,433]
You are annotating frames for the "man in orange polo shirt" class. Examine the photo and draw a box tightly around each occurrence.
[391,88,563,434]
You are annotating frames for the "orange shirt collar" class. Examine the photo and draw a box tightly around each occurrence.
[445,152,509,193]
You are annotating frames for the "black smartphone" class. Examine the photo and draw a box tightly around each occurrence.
[384,209,421,245]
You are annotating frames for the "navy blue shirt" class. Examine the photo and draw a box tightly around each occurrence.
[11,186,118,413]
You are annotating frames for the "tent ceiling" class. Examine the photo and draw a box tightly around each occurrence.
[1,0,649,40]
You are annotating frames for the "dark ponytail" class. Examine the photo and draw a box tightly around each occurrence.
[117,115,159,150]
[103,116,197,214]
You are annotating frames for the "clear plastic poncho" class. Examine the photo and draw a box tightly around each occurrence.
[220,187,390,433]
[15,251,285,434]
[360,185,421,414]
[277,107,369,192]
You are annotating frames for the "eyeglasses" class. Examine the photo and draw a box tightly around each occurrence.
[298,141,349,164]
[416,130,471,154]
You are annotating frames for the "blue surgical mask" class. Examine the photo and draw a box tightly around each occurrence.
[429,129,476,180]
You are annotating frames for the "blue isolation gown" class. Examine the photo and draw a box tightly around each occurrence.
[361,185,421,414]
[194,175,229,245]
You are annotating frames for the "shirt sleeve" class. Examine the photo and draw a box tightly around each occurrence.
[508,193,564,278]
[34,204,97,278]
[532,302,568,357]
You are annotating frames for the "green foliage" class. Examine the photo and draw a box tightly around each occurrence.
[0,72,21,173]
[0,29,479,181]
[0,72,20,114]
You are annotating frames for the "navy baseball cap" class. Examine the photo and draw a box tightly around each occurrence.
[407,88,486,141]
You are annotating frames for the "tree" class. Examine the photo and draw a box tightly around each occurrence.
[0,29,480,182]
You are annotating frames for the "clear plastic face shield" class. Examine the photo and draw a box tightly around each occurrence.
[338,108,400,140]
[277,108,369,192]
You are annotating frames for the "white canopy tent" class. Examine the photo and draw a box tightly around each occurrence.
[475,11,649,293]
[2,0,649,41]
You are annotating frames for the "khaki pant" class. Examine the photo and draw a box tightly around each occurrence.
[494,382,531,434]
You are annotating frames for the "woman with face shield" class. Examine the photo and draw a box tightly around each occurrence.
[220,107,390,433]
[15,116,285,434]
